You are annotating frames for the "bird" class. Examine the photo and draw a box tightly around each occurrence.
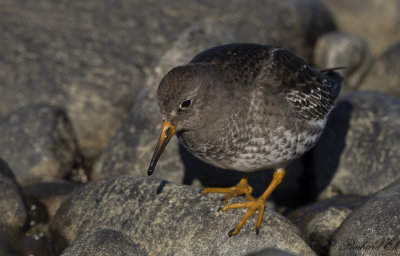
[147,43,342,236]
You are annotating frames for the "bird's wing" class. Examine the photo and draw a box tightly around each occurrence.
[258,48,337,121]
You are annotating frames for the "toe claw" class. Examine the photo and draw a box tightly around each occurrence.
[228,229,235,237]
[255,227,260,235]
[217,206,223,212]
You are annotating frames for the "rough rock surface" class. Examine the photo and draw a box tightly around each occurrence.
[60,229,147,256]
[311,91,400,200]
[51,175,316,256]
[0,104,81,186]
[360,42,400,98]
[330,178,400,256]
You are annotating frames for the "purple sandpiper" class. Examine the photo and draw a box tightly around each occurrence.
[147,43,342,236]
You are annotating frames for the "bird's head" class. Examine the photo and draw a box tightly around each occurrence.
[147,63,222,175]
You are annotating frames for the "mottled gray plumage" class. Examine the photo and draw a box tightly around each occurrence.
[156,43,342,172]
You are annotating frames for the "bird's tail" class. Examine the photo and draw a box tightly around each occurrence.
[320,67,344,100]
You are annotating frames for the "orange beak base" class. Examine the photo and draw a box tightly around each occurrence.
[147,120,176,176]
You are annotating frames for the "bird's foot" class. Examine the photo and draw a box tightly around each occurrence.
[219,168,286,236]
[202,174,255,203]
[220,197,266,236]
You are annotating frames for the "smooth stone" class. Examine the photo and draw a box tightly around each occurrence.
[287,195,365,255]
[0,159,27,252]
[0,104,81,186]
[51,175,316,256]
[311,91,400,200]
[360,42,400,98]
[60,229,147,256]
[322,0,400,55]
[330,178,400,256]
[314,31,372,90]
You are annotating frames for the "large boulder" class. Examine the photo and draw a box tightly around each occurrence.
[311,91,400,200]
[330,178,400,256]
[51,175,316,256]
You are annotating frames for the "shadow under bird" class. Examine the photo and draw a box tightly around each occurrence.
[148,43,342,236]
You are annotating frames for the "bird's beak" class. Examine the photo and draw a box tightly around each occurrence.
[148,120,176,176]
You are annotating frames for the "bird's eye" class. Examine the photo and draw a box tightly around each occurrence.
[179,99,192,109]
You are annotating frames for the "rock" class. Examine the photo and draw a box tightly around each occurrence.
[330,178,400,256]
[0,159,27,251]
[322,0,400,55]
[287,195,365,255]
[360,42,400,98]
[314,31,372,90]
[311,91,400,200]
[51,175,316,256]
[60,229,147,256]
[0,104,82,186]
[23,180,82,218]
[0,0,335,164]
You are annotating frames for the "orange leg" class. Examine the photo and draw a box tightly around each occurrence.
[202,173,255,203]
[220,168,285,236]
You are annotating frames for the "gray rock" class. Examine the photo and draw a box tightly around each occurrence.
[330,178,400,256]
[51,175,316,256]
[360,42,400,98]
[0,159,27,251]
[314,31,372,90]
[322,0,400,55]
[0,104,81,186]
[60,229,147,256]
[0,0,335,164]
[311,91,400,200]
[287,195,365,255]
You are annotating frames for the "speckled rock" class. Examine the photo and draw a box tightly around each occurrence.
[51,175,316,256]
[287,195,365,255]
[0,0,335,164]
[322,0,400,55]
[0,104,81,186]
[360,42,400,98]
[314,31,371,90]
[330,178,400,256]
[0,159,27,251]
[60,229,147,256]
[311,91,400,200]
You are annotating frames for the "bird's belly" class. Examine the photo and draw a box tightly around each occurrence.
[181,124,323,172]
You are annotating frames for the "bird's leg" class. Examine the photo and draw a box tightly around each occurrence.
[202,173,255,203]
[220,168,285,236]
